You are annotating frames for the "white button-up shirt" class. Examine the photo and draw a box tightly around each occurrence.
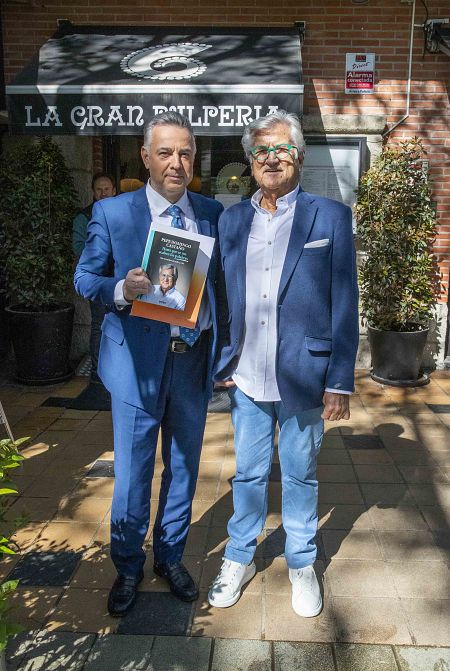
[114,182,211,336]
[232,186,298,401]
[232,185,350,402]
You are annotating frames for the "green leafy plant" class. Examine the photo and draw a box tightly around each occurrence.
[0,580,22,652]
[0,438,28,651]
[0,138,77,311]
[356,137,439,332]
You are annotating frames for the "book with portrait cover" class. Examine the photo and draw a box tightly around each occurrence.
[131,222,215,327]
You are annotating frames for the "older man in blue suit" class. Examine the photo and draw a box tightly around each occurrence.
[209,110,359,617]
[75,111,223,616]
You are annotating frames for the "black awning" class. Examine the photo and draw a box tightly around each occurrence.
[426,22,450,58]
[6,24,303,136]
[435,24,450,57]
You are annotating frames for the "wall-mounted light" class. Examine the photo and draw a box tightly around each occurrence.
[351,0,369,4]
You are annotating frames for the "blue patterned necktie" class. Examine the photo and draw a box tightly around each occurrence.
[167,204,184,229]
[166,204,201,346]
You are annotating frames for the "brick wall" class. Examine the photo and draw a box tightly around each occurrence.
[2,0,449,296]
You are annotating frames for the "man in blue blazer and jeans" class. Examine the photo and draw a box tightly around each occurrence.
[209,110,359,617]
[75,112,223,616]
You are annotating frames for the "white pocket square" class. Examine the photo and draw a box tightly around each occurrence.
[304,238,330,249]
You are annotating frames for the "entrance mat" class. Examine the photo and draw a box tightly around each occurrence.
[427,403,450,414]
[43,385,228,413]
[86,459,115,477]
[41,381,111,411]
[207,389,231,413]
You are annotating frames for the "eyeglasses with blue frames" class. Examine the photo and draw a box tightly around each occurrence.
[249,143,300,163]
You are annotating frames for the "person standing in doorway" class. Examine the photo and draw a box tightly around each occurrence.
[72,172,116,382]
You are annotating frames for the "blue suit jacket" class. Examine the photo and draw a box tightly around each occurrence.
[214,188,359,415]
[74,186,223,413]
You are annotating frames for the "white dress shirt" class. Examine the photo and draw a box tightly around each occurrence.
[232,185,350,402]
[114,182,211,336]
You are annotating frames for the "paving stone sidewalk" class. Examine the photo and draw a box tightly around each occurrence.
[0,370,449,670]
[6,632,450,670]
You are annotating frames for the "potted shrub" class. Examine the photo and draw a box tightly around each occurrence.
[0,274,10,363]
[0,138,77,384]
[0,437,27,670]
[356,137,440,386]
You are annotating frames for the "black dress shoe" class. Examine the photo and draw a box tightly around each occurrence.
[153,561,199,602]
[107,572,143,617]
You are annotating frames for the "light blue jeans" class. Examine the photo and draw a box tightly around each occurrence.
[224,387,324,569]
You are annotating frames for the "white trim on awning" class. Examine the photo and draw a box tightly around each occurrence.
[7,83,305,95]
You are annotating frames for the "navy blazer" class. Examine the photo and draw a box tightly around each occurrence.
[74,186,223,413]
[214,188,359,415]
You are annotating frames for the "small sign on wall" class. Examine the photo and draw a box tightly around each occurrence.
[345,53,375,94]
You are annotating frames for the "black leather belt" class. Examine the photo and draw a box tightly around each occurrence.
[169,329,211,354]
[169,339,189,353]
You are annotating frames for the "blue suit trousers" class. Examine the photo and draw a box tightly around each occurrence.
[110,336,210,577]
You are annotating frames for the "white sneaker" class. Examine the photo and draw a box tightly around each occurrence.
[289,565,323,617]
[208,558,256,608]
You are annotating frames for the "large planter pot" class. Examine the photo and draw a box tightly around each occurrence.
[6,303,74,385]
[368,325,429,387]
[0,293,10,361]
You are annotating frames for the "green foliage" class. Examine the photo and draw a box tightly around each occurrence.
[0,437,26,555]
[0,438,27,649]
[356,138,439,332]
[0,138,77,311]
[0,581,23,651]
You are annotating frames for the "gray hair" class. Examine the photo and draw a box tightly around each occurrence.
[159,264,178,282]
[241,110,305,160]
[143,111,196,150]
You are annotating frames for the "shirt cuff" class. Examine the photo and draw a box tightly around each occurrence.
[325,388,352,395]
[114,279,131,309]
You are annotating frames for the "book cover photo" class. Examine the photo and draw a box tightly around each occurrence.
[140,229,200,311]
[131,222,215,328]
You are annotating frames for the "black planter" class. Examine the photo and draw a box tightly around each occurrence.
[368,325,429,387]
[6,303,74,385]
[0,293,10,361]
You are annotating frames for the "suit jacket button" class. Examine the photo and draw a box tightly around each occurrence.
[144,326,150,333]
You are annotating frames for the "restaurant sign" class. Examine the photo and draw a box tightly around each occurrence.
[10,97,294,135]
[6,26,304,136]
